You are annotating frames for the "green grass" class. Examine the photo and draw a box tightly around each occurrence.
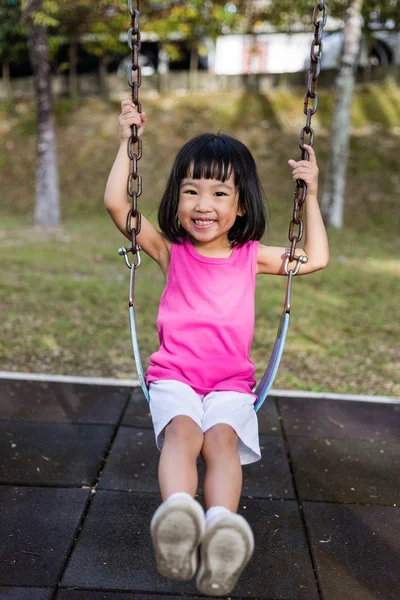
[1,86,399,395]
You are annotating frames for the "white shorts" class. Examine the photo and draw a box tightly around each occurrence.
[149,379,261,465]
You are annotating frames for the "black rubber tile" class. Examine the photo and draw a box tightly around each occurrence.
[0,486,90,587]
[0,421,114,486]
[123,388,282,436]
[256,396,282,436]
[278,397,400,441]
[98,427,159,492]
[57,592,225,600]
[303,502,400,600]
[0,590,53,600]
[99,427,294,500]
[122,387,153,428]
[62,491,318,599]
[242,435,295,499]
[0,379,130,424]
[288,436,400,505]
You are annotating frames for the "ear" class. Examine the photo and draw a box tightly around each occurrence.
[237,205,246,217]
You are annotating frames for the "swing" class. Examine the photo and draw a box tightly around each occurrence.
[118,0,328,413]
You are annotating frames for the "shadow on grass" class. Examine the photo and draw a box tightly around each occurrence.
[232,80,281,130]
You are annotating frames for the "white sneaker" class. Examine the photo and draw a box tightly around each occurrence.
[196,512,254,596]
[150,495,205,580]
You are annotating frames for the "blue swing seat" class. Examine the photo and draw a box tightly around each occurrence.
[120,248,306,414]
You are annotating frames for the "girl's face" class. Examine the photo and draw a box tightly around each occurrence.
[177,171,244,249]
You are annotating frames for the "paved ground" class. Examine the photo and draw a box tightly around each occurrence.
[0,377,399,600]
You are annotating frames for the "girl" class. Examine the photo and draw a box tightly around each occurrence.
[104,100,329,596]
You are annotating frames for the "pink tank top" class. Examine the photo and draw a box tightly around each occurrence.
[146,237,259,397]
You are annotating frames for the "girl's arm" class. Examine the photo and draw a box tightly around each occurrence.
[257,144,329,276]
[104,101,171,273]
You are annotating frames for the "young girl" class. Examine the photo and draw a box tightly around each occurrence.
[104,100,329,596]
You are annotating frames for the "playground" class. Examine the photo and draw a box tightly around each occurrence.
[1,1,400,598]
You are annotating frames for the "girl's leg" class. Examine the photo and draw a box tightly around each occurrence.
[197,424,254,597]
[201,423,242,511]
[151,415,205,581]
[158,415,204,499]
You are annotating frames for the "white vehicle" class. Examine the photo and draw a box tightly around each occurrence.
[212,30,399,75]
[316,30,399,69]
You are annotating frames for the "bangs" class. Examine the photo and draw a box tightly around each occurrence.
[175,134,239,186]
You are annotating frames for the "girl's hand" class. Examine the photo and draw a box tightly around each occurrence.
[288,144,319,198]
[119,100,147,142]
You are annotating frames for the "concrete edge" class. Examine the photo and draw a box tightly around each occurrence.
[0,371,399,405]
[0,371,139,388]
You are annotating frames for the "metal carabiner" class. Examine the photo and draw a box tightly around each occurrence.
[118,245,142,269]
[282,251,308,314]
[283,251,307,276]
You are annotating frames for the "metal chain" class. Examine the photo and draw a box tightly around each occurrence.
[123,0,326,262]
[288,0,328,262]
[126,0,143,255]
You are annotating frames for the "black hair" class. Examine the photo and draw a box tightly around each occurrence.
[158,133,267,246]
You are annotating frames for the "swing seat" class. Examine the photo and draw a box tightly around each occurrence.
[130,301,289,413]
[123,249,304,414]
[253,310,289,412]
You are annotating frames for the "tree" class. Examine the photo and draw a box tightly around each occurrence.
[321,0,364,228]
[142,0,242,85]
[80,5,127,97]
[29,1,125,99]
[0,0,26,108]
[49,0,117,99]
[360,0,400,31]
[360,0,400,79]
[255,0,346,30]
[23,0,60,227]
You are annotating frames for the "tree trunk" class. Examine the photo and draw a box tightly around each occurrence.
[69,36,79,100]
[189,41,199,91]
[1,59,15,108]
[321,0,363,229]
[25,0,60,227]
[157,44,170,93]
[98,54,108,98]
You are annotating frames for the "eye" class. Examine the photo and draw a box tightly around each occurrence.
[215,191,227,197]
[183,189,197,195]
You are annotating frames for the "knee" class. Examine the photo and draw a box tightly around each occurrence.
[202,424,239,459]
[164,415,203,451]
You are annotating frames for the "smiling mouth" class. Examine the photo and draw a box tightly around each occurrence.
[192,219,216,229]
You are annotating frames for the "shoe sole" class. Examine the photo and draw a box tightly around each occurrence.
[196,514,254,596]
[151,497,205,580]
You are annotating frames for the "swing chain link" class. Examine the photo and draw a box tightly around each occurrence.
[126,0,143,258]
[288,0,328,263]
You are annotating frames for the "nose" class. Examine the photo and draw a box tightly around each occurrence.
[195,195,213,212]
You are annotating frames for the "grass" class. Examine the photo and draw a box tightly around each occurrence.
[1,84,399,396]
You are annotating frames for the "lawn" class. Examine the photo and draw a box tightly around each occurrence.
[1,84,399,395]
